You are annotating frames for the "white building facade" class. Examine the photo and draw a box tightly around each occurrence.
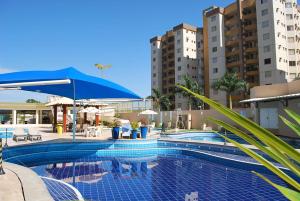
[150,24,204,110]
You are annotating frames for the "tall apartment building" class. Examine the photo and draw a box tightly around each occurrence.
[203,0,300,108]
[150,23,204,110]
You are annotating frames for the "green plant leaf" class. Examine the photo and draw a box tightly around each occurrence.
[280,116,300,137]
[285,109,300,125]
[177,85,300,162]
[218,134,300,191]
[209,117,300,177]
[253,172,300,201]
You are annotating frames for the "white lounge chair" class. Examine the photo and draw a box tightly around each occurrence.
[24,128,42,141]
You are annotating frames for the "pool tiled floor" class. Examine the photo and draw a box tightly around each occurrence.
[31,154,288,201]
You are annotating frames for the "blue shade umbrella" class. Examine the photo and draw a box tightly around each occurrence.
[0,67,141,141]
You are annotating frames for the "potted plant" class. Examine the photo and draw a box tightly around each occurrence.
[130,121,139,139]
[140,118,148,139]
[111,119,121,139]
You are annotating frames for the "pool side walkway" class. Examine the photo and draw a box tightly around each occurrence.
[1,162,53,201]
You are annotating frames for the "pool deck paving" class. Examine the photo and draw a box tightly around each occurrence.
[1,162,54,201]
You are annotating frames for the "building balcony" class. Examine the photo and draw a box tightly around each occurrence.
[243,24,256,31]
[245,70,258,76]
[226,49,240,57]
[244,47,257,53]
[243,12,256,20]
[225,40,239,46]
[226,61,240,68]
[243,35,257,41]
[225,27,240,36]
[225,18,239,26]
[244,58,258,65]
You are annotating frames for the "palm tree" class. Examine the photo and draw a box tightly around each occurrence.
[176,75,203,111]
[148,88,171,111]
[212,72,247,109]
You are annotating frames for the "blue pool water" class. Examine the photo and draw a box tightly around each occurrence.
[29,153,286,201]
[166,132,247,143]
[4,141,291,201]
[166,132,300,148]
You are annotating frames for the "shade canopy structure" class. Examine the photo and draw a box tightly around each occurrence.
[0,67,141,141]
[0,67,140,100]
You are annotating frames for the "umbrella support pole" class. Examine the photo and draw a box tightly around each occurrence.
[72,80,76,142]
[72,99,76,142]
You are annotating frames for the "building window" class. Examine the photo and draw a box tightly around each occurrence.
[212,57,217,63]
[287,25,294,31]
[263,33,270,40]
[177,75,181,80]
[212,47,217,52]
[211,16,216,22]
[289,49,295,55]
[288,37,294,42]
[152,81,156,85]
[177,31,181,35]
[265,71,272,78]
[264,45,271,53]
[153,58,156,62]
[261,0,268,4]
[264,58,271,64]
[289,61,296,66]
[285,2,292,8]
[178,66,181,71]
[177,57,181,62]
[186,37,189,42]
[286,14,293,20]
[177,39,180,44]
[153,73,156,77]
[177,103,182,108]
[211,26,217,32]
[261,9,268,16]
[152,43,155,46]
[153,65,156,69]
[153,50,156,54]
[213,68,218,73]
[212,36,217,42]
[177,48,181,53]
[262,21,269,28]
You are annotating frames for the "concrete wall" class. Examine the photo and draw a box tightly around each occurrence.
[119,108,255,131]
[250,79,300,97]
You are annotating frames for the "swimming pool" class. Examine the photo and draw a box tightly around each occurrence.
[164,132,300,148]
[3,141,290,201]
[164,132,247,143]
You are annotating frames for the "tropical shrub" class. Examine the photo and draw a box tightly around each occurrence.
[177,85,300,200]
[131,121,139,130]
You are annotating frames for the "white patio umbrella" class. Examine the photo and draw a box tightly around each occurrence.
[139,110,158,115]
[78,107,99,113]
[138,110,158,124]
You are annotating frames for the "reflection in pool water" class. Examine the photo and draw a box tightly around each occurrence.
[31,153,287,201]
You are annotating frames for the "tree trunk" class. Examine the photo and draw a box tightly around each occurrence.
[229,94,233,110]
[0,138,5,175]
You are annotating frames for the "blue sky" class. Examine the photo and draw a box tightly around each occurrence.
[0,0,233,102]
